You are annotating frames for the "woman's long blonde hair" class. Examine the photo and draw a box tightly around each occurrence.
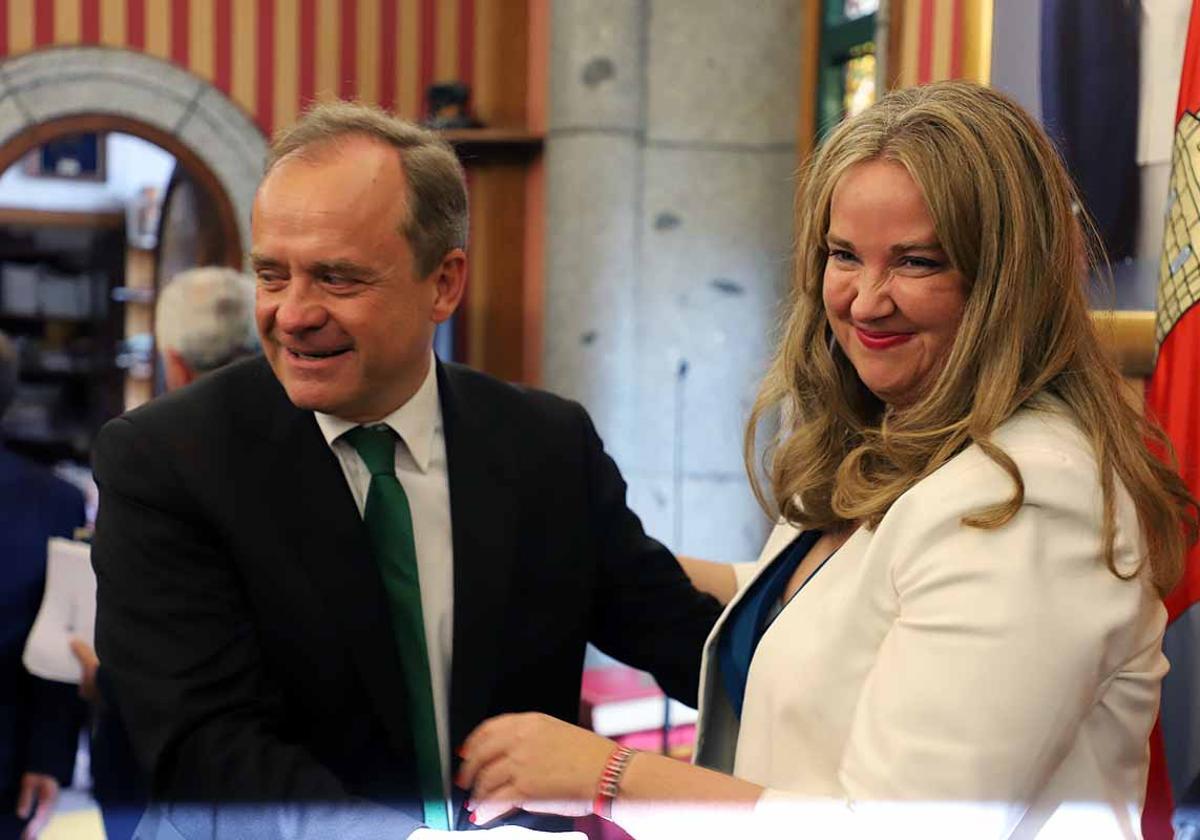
[746,81,1196,596]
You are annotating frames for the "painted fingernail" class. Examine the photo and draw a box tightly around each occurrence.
[468,812,477,824]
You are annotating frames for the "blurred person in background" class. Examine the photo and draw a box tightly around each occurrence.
[152,266,260,391]
[0,331,87,840]
[70,265,258,840]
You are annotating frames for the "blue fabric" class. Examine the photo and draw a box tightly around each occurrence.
[1040,0,1140,262]
[0,446,86,797]
[718,530,820,719]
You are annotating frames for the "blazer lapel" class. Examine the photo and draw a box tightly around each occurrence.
[438,363,519,755]
[694,521,803,768]
[256,379,416,763]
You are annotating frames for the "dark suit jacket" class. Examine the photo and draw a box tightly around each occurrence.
[0,447,87,808]
[92,357,721,839]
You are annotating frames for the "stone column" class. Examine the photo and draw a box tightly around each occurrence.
[544,0,801,562]
[542,0,643,468]
[633,0,798,562]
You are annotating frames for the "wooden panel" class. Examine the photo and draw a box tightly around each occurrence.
[885,0,906,89]
[797,0,821,164]
[445,129,542,163]
[525,0,547,132]
[0,207,124,227]
[473,0,528,129]
[465,163,528,381]
[521,155,544,385]
[157,170,229,284]
[1094,310,1156,378]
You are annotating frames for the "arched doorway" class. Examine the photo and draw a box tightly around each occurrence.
[0,114,243,267]
[0,46,267,256]
[0,48,266,465]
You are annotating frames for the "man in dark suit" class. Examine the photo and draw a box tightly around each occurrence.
[0,332,87,840]
[92,102,720,839]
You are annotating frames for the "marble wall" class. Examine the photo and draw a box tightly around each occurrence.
[544,0,801,565]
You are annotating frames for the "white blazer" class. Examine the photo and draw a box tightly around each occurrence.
[618,404,1167,839]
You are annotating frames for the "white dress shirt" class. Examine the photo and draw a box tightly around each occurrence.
[314,356,455,814]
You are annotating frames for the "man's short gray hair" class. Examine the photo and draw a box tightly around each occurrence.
[155,267,259,373]
[267,100,468,276]
[0,331,17,417]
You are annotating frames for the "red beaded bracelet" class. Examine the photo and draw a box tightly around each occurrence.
[593,745,636,820]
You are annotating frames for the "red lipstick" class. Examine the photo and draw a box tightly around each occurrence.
[854,328,914,350]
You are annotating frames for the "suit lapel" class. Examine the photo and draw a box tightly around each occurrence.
[255,374,416,763]
[438,364,519,755]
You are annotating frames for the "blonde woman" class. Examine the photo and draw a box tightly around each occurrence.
[456,81,1198,838]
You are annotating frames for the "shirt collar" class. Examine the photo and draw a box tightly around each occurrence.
[313,354,441,474]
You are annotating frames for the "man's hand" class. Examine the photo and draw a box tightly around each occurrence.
[458,712,615,826]
[69,638,99,702]
[15,772,59,840]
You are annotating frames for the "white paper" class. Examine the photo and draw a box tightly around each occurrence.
[22,537,96,684]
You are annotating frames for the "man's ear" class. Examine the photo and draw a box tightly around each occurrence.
[162,348,197,391]
[429,249,467,324]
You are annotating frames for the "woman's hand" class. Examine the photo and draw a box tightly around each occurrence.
[457,712,616,825]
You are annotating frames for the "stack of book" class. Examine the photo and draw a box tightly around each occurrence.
[579,664,699,760]
[577,665,700,839]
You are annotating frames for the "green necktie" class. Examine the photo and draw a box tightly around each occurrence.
[342,424,449,830]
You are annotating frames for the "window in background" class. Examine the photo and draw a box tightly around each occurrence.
[817,0,878,138]
[843,0,880,21]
